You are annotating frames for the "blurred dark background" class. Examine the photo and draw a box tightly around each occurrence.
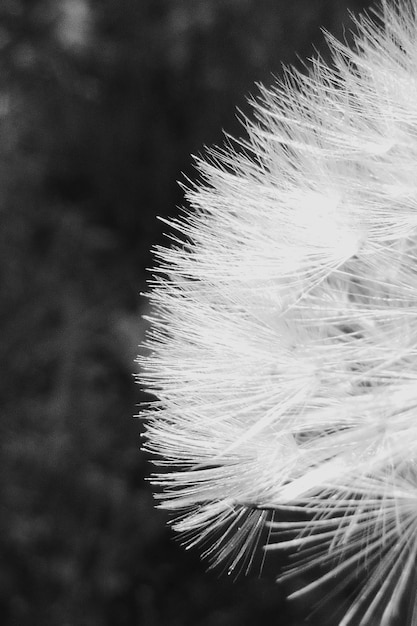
[1,1,374,624]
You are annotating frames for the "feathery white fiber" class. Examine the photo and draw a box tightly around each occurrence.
[139,2,417,624]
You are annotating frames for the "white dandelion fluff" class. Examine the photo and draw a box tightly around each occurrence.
[139,1,417,624]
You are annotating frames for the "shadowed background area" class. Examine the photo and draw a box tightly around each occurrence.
[1,0,373,624]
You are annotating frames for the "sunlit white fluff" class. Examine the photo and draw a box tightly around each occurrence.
[139,1,417,623]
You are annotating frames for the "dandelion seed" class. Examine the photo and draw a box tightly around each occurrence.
[139,1,417,623]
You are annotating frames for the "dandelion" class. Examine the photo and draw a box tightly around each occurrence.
[139,1,417,624]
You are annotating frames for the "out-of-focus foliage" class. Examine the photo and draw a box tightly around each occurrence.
[0,0,372,624]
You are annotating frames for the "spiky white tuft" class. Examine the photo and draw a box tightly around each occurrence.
[139,2,417,623]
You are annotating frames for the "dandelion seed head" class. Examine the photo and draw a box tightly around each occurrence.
[139,1,417,623]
